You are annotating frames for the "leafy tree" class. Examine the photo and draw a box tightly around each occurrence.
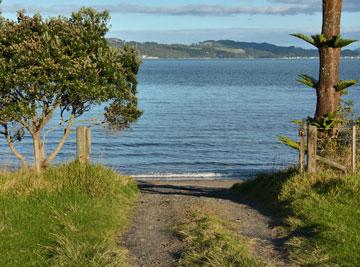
[0,9,142,172]
[293,0,357,124]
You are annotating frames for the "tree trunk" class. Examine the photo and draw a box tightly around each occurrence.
[3,124,29,167]
[33,131,45,173]
[43,114,75,166]
[315,0,342,121]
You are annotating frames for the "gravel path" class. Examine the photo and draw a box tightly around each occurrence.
[120,180,292,267]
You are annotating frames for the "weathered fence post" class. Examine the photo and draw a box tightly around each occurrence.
[352,126,357,173]
[76,126,91,163]
[307,125,317,173]
[299,127,305,173]
[86,127,92,155]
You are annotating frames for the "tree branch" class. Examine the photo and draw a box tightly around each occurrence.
[19,118,33,135]
[39,94,62,130]
[43,113,75,166]
[3,124,28,167]
[38,101,60,132]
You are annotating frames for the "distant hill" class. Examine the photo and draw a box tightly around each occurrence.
[107,38,360,59]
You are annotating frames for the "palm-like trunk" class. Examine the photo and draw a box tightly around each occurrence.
[315,0,342,121]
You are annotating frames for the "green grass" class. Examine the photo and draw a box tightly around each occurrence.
[176,212,271,267]
[0,162,139,266]
[232,169,360,266]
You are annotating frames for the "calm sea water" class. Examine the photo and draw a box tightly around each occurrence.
[1,59,359,179]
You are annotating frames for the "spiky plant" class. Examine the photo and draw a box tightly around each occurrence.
[280,0,358,151]
[279,0,358,154]
[293,0,358,124]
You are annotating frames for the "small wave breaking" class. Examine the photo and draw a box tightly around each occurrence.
[132,172,257,181]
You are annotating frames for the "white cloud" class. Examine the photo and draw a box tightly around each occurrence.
[269,0,318,4]
[2,3,301,16]
[2,1,358,17]
[109,27,360,48]
[270,0,360,12]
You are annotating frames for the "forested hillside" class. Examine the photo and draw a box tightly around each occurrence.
[108,38,360,59]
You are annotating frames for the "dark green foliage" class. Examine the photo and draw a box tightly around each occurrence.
[312,34,328,47]
[278,136,300,150]
[279,118,308,151]
[0,8,142,166]
[297,74,318,89]
[331,36,357,48]
[335,80,358,94]
[307,113,338,130]
[292,33,357,49]
[291,33,317,47]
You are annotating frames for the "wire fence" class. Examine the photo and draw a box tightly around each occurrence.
[299,124,358,173]
[4,124,357,176]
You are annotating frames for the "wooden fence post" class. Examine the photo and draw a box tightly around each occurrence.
[307,125,317,173]
[352,126,357,173]
[299,127,305,173]
[76,126,91,163]
[86,127,92,155]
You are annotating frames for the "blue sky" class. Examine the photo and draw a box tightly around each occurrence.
[1,0,360,48]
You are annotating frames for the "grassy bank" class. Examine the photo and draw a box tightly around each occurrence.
[232,169,360,266]
[176,212,269,267]
[0,162,139,266]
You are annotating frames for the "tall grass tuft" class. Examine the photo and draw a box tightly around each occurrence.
[176,212,271,267]
[231,169,360,266]
[0,161,138,266]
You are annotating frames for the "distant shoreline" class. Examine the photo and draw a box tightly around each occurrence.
[109,39,360,60]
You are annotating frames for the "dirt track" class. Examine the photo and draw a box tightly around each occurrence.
[120,180,292,267]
